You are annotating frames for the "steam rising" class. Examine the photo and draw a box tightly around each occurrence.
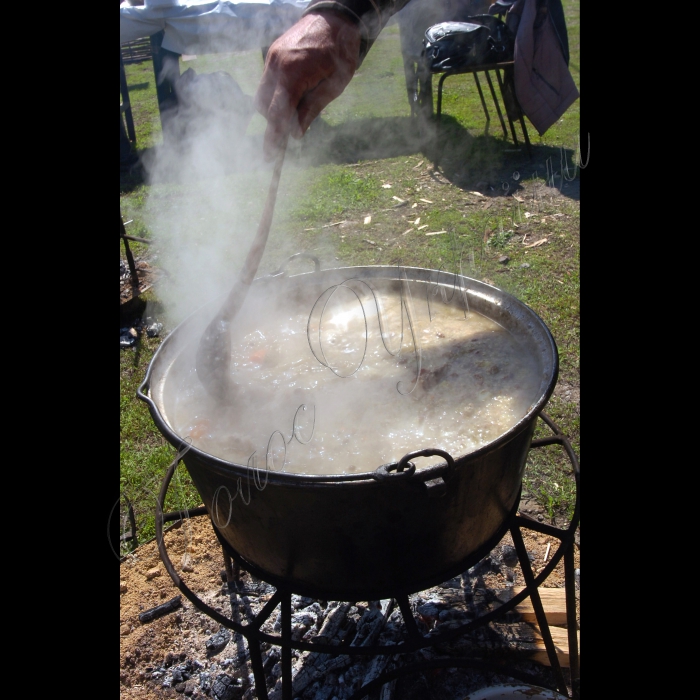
[141,66,279,328]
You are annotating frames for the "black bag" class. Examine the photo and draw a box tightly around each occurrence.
[423,15,515,72]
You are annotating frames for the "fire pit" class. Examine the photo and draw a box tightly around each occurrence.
[138,260,559,601]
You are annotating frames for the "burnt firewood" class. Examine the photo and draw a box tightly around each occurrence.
[353,600,393,648]
[314,603,351,646]
[206,628,232,655]
[138,595,181,623]
[431,619,541,659]
[362,653,391,689]
[380,678,397,700]
[430,588,467,606]
[270,601,393,700]
[338,618,357,646]
[268,652,351,700]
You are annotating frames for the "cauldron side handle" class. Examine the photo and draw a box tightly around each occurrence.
[267,253,321,278]
[136,372,154,409]
[373,448,456,498]
[136,371,163,436]
[137,373,193,455]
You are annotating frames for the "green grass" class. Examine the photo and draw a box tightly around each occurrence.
[120,1,580,545]
[119,295,202,554]
[290,168,385,223]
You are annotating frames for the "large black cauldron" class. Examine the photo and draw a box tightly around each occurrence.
[138,263,558,600]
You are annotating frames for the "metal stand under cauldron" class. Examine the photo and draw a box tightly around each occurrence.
[155,413,579,700]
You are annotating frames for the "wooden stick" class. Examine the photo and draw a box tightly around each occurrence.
[195,137,288,397]
[122,234,151,245]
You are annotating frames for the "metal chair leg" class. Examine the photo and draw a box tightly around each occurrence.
[494,68,520,147]
[432,72,459,167]
[436,72,450,122]
[484,70,508,140]
[518,112,533,158]
[472,73,491,131]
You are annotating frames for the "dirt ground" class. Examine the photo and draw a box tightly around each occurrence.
[119,497,579,699]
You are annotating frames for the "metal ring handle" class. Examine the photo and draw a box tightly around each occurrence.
[397,448,456,481]
[372,461,417,482]
[372,449,455,482]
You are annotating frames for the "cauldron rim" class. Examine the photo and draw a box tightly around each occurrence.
[138,264,559,485]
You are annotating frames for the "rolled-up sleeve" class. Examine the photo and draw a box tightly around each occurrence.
[302,0,413,63]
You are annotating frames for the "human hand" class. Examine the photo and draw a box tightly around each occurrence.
[254,10,362,160]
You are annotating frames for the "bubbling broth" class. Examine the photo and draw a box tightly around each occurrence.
[166,279,543,474]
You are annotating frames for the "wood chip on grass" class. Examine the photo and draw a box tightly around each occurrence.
[425,230,447,236]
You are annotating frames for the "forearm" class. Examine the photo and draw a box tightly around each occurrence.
[302,0,413,64]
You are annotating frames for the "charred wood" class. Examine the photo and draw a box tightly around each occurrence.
[138,595,182,623]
